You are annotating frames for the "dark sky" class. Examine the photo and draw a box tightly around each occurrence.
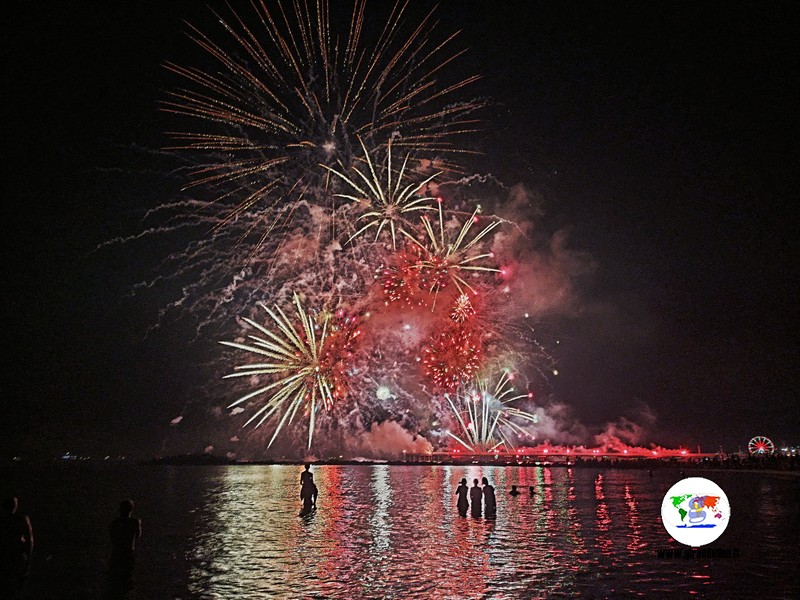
[3,1,797,458]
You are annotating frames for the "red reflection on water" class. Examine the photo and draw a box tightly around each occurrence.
[567,468,576,502]
[624,483,645,551]
[320,465,344,523]
[289,465,724,597]
[446,518,494,597]
[318,465,502,598]
[565,468,586,557]
[594,474,613,555]
[312,466,363,590]
[686,569,715,597]
[543,467,554,504]
[439,467,500,598]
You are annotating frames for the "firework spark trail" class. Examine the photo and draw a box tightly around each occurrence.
[404,200,501,297]
[123,0,486,340]
[220,294,361,448]
[450,293,476,323]
[445,371,539,452]
[322,136,440,248]
[374,201,502,321]
[161,0,483,247]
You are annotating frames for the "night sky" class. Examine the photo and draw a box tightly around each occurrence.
[4,1,797,459]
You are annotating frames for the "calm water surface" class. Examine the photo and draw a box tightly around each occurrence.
[4,464,799,599]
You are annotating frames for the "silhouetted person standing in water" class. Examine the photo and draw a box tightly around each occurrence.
[509,485,521,496]
[1,496,33,598]
[482,477,496,519]
[301,463,313,488]
[300,466,316,515]
[107,499,141,599]
[455,478,469,517]
[470,479,483,517]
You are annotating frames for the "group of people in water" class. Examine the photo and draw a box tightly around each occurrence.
[456,479,535,518]
[299,465,535,520]
[1,495,141,599]
[456,477,497,518]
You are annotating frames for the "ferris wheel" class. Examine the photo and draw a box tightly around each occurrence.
[748,436,775,455]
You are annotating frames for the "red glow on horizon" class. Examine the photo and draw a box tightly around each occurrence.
[439,443,713,459]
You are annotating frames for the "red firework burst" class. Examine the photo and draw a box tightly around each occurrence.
[381,245,455,308]
[422,326,483,391]
[380,250,425,307]
[315,313,361,402]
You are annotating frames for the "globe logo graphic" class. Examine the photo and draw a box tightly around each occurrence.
[661,477,730,546]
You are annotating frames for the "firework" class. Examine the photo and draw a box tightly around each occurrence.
[323,137,440,248]
[445,371,539,452]
[378,201,501,312]
[450,293,476,323]
[220,294,360,448]
[422,326,483,391]
[379,244,433,307]
[162,0,482,244]
[133,2,574,458]
[403,201,501,297]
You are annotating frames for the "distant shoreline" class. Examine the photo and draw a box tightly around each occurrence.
[5,455,798,475]
[139,452,800,471]
[144,456,799,475]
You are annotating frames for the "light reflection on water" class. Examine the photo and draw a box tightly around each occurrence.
[173,466,797,599]
[4,464,798,598]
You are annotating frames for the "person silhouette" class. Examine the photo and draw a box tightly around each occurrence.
[509,485,521,496]
[300,473,316,515]
[1,496,34,597]
[455,478,469,517]
[107,499,142,598]
[300,463,313,487]
[529,485,535,496]
[470,479,483,517]
[482,477,496,519]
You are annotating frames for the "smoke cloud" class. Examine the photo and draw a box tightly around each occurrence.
[519,398,661,450]
[492,185,596,318]
[350,420,433,459]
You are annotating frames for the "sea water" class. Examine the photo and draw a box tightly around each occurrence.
[3,463,798,599]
